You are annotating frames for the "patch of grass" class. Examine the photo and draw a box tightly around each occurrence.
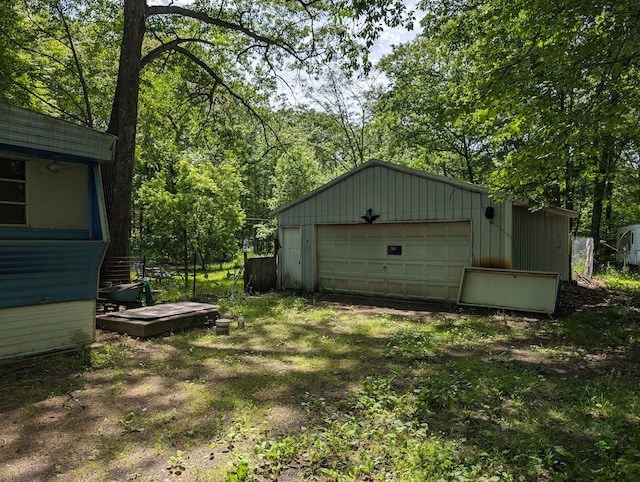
[216,295,640,481]
[600,268,640,293]
[553,310,640,351]
[3,282,640,481]
[149,261,244,303]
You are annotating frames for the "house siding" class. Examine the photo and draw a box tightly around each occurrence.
[0,300,95,359]
[0,240,106,309]
[27,159,89,230]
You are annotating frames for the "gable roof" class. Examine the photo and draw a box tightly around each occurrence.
[270,159,488,216]
[271,159,579,219]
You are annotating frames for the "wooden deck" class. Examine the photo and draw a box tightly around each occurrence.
[96,301,219,338]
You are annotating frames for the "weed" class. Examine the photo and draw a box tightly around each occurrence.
[226,456,250,482]
[385,329,433,361]
[166,450,187,476]
[120,412,142,434]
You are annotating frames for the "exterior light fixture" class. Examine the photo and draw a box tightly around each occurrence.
[361,208,380,224]
[46,161,60,173]
[484,206,495,220]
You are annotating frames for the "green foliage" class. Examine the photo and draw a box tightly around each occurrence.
[89,344,133,370]
[226,459,250,482]
[135,154,245,268]
[374,36,494,184]
[374,0,640,240]
[147,260,244,303]
[600,269,640,293]
[0,1,31,106]
[5,0,119,126]
[167,450,187,476]
[268,138,324,211]
[120,412,142,434]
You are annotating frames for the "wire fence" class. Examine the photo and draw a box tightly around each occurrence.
[571,236,594,281]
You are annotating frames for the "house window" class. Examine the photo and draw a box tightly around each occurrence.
[0,159,26,225]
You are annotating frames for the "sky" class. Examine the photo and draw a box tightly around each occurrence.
[147,0,423,104]
[370,3,423,63]
[148,0,423,61]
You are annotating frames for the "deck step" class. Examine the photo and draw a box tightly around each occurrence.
[97,301,219,337]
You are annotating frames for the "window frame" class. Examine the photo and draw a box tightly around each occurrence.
[0,158,27,226]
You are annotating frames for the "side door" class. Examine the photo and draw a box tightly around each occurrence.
[282,226,302,289]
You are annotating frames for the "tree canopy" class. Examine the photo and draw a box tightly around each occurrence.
[374,0,640,241]
[1,0,638,262]
[2,0,413,261]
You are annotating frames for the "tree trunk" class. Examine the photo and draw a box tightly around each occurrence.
[590,176,605,243]
[463,138,475,184]
[101,0,146,266]
[183,228,189,289]
[590,138,614,242]
[564,157,574,212]
[604,177,614,237]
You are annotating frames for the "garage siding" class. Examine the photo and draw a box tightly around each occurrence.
[317,222,471,301]
[278,164,489,225]
[275,161,513,295]
[512,207,572,280]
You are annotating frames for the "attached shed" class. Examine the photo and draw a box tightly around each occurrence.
[0,103,115,360]
[271,160,577,302]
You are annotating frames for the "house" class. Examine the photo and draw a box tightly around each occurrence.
[616,224,640,268]
[0,104,115,360]
[271,159,578,302]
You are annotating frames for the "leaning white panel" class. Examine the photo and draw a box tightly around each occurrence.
[457,267,560,314]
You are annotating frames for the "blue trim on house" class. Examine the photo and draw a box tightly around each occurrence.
[0,228,90,240]
[0,142,109,164]
[0,240,107,308]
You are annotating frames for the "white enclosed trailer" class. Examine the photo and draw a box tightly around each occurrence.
[616,224,640,268]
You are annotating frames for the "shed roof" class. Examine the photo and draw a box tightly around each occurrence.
[513,200,579,218]
[271,159,578,218]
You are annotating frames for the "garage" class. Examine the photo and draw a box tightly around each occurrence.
[317,222,471,301]
[272,159,576,302]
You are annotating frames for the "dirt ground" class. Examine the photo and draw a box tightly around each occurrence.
[315,276,623,319]
[0,279,635,481]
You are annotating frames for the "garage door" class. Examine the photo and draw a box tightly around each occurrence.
[316,221,471,301]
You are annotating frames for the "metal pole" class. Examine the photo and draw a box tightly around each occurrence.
[192,253,196,299]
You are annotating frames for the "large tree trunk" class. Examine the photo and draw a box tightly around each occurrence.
[102,0,146,266]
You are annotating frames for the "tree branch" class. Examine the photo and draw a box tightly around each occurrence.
[141,37,211,67]
[9,78,88,125]
[55,2,93,128]
[170,45,281,147]
[146,5,302,59]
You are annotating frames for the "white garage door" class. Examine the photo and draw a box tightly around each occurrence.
[316,221,471,301]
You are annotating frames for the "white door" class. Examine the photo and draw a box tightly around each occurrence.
[282,227,302,289]
[316,221,471,301]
